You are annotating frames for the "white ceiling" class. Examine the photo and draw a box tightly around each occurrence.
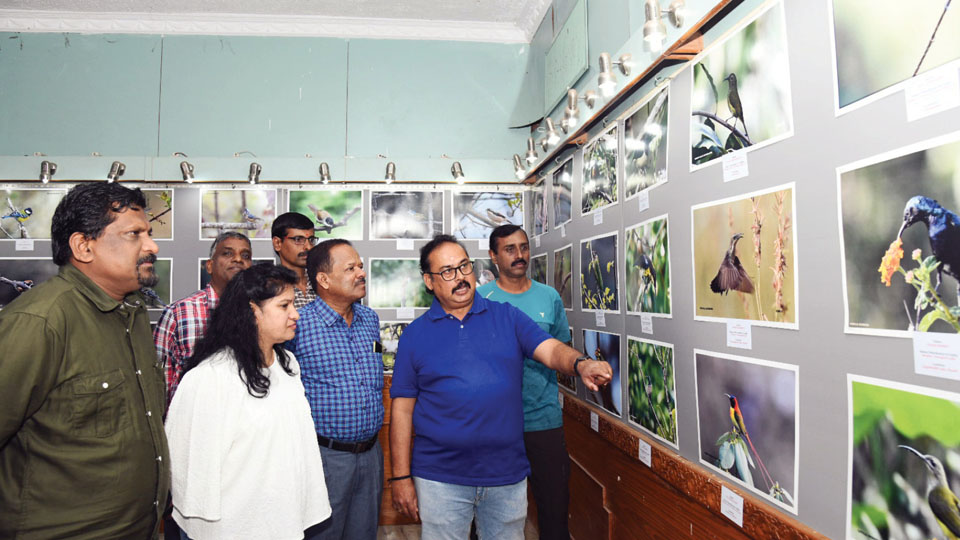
[0,0,552,42]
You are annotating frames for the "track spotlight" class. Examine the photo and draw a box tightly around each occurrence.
[451,162,465,185]
[385,162,396,184]
[544,118,561,146]
[248,162,261,184]
[513,154,526,181]
[39,160,56,184]
[180,161,195,183]
[107,161,125,183]
[319,162,331,184]
[598,52,632,97]
[525,137,539,164]
[644,0,685,52]
[563,89,580,131]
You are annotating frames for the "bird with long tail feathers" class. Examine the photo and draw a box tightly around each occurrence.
[711,233,753,295]
[899,445,960,540]
[725,393,774,491]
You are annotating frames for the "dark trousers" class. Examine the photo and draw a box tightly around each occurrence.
[524,427,571,540]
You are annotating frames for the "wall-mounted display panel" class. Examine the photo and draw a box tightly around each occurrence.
[368,258,432,308]
[580,232,619,313]
[370,191,443,240]
[622,84,670,198]
[582,329,622,417]
[452,191,523,240]
[199,188,277,239]
[690,0,793,168]
[691,183,798,328]
[627,336,677,449]
[625,214,672,317]
[581,124,619,216]
[288,189,363,240]
[0,188,66,240]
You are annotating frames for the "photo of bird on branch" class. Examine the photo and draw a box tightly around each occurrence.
[0,189,64,240]
[532,182,547,236]
[553,245,573,309]
[453,191,522,240]
[580,233,619,312]
[0,258,59,309]
[581,126,619,215]
[144,189,174,240]
[200,189,276,239]
[690,1,792,167]
[626,216,671,316]
[289,190,363,240]
[370,191,443,240]
[553,158,573,229]
[627,338,676,447]
[583,329,621,417]
[624,85,669,198]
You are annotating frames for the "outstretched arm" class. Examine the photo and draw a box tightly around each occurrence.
[532,338,612,392]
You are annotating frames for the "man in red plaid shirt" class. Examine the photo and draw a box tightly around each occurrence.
[153,232,252,408]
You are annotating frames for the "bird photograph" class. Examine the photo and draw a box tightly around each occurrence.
[581,126,619,215]
[370,191,443,240]
[289,190,362,239]
[532,184,548,236]
[623,85,669,198]
[452,191,522,240]
[200,189,276,239]
[378,322,409,372]
[0,189,65,240]
[553,245,573,309]
[848,377,960,540]
[626,217,671,315]
[143,189,174,239]
[627,338,677,446]
[692,186,796,325]
[695,350,797,512]
[531,253,548,285]
[0,258,59,309]
[580,233,619,312]
[368,259,432,309]
[552,158,573,228]
[840,137,960,335]
[582,329,622,416]
[141,259,172,309]
[473,258,499,287]
[690,1,792,166]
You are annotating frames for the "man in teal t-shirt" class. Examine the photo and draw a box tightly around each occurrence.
[477,224,571,540]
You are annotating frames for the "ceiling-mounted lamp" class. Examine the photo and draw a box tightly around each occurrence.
[385,162,396,184]
[525,137,539,164]
[451,161,465,185]
[644,0,685,52]
[513,154,525,181]
[106,161,125,183]
[39,160,57,184]
[180,161,195,183]
[248,162,262,184]
[319,162,331,184]
[544,118,561,147]
[563,89,581,132]
[598,52,633,97]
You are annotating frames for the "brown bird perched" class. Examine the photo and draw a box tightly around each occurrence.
[710,233,754,294]
[725,73,749,138]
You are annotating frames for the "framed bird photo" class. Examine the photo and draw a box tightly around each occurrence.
[0,188,66,240]
[581,123,619,216]
[0,258,59,309]
[622,83,669,199]
[143,258,173,311]
[199,188,277,239]
[694,349,799,514]
[288,189,363,240]
[531,181,547,237]
[143,189,174,241]
[846,375,960,540]
[368,258,432,309]
[452,191,523,240]
[689,0,793,169]
[552,157,573,230]
[838,133,960,338]
[582,329,622,418]
[580,232,619,313]
[625,214,672,317]
[829,0,960,114]
[379,321,410,373]
[627,336,677,449]
[553,244,573,310]
[370,191,443,240]
[690,183,798,329]
[474,258,500,287]
[530,253,548,285]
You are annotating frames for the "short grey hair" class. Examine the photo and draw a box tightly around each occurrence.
[209,231,251,257]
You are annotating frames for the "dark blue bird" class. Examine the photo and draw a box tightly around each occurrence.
[898,196,960,295]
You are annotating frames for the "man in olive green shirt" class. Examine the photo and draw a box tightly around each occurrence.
[0,183,170,539]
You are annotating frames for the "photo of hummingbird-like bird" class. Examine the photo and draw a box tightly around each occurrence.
[897,196,960,296]
[710,233,754,295]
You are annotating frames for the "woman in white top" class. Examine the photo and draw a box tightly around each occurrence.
[166,263,331,540]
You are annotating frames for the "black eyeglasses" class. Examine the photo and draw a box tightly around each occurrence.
[286,235,319,247]
[424,261,474,281]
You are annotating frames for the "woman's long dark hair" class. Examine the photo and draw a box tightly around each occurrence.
[184,262,298,397]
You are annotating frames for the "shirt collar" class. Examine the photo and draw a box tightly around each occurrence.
[311,297,366,327]
[426,291,488,321]
[59,263,135,313]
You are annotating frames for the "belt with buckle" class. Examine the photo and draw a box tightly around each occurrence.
[317,433,379,454]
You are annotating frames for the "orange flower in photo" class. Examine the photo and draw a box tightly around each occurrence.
[878,238,903,287]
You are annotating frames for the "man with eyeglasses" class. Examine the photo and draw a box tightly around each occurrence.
[389,235,612,540]
[272,212,320,309]
[478,224,571,540]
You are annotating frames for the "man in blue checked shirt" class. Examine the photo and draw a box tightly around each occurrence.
[389,235,612,540]
[286,239,383,540]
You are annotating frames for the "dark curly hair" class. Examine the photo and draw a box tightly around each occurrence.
[184,262,298,397]
[50,183,147,266]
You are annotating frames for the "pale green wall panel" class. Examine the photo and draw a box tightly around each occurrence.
[0,33,162,156]
[157,36,348,158]
[346,39,528,159]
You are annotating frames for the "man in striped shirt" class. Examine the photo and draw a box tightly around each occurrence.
[287,239,383,540]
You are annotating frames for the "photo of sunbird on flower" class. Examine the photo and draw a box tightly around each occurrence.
[628,337,677,447]
[840,135,960,336]
[580,232,619,312]
[691,184,797,327]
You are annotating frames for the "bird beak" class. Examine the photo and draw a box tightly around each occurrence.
[897,220,908,239]
[898,444,924,460]
[723,393,732,399]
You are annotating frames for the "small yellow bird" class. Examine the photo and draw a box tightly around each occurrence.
[900,445,960,540]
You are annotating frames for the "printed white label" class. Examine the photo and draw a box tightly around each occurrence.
[638,439,652,467]
[641,314,653,334]
[397,307,415,320]
[560,224,566,238]
[638,191,650,213]
[396,238,414,251]
[15,239,34,251]
[593,211,603,225]
[595,311,606,327]
[722,151,749,182]
[905,65,960,122]
[535,235,541,248]
[478,238,489,251]
[590,411,599,432]
[913,331,960,381]
[720,485,744,527]
[726,321,752,349]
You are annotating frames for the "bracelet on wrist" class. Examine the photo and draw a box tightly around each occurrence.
[388,475,412,483]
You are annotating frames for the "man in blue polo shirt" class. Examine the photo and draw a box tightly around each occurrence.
[477,224,571,540]
[389,235,612,540]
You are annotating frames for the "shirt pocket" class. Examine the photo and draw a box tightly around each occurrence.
[70,369,130,438]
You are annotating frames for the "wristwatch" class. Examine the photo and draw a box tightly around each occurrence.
[573,356,589,376]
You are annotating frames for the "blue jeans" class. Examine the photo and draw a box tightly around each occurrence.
[304,440,384,540]
[414,477,527,540]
